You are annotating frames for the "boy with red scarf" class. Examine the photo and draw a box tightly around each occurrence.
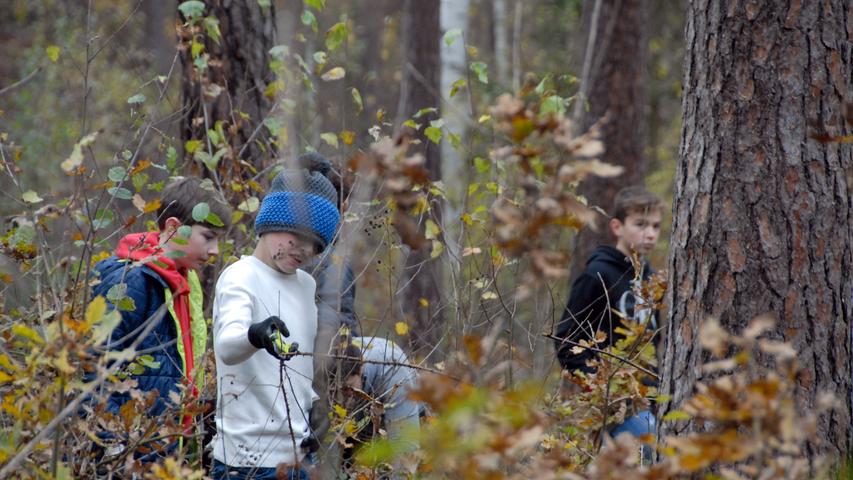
[88,177,231,461]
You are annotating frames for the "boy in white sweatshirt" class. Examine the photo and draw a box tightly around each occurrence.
[211,168,340,480]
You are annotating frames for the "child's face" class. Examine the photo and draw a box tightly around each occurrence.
[611,209,662,257]
[261,231,316,274]
[171,224,221,270]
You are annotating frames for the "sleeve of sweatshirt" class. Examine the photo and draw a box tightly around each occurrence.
[362,339,420,456]
[213,269,259,366]
[554,271,608,372]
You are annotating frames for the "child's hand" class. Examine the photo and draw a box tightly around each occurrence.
[247,316,299,361]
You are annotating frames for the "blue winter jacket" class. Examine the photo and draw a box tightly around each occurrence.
[89,256,188,417]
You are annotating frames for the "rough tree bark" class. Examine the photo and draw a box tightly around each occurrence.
[397,0,444,360]
[658,0,852,459]
[570,0,648,279]
[178,0,276,171]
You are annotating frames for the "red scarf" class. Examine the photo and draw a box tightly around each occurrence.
[115,232,198,426]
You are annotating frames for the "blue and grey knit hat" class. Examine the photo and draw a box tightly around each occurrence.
[254,168,340,251]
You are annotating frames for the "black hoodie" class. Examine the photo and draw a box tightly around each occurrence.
[554,245,656,372]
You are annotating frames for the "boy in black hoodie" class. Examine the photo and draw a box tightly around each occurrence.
[554,186,663,373]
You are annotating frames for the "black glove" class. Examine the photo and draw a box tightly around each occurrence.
[247,315,299,361]
[300,432,320,454]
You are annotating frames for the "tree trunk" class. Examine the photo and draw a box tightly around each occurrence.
[178,0,276,172]
[493,0,509,86]
[142,0,175,76]
[397,0,444,361]
[440,0,469,258]
[570,0,648,280]
[658,0,853,460]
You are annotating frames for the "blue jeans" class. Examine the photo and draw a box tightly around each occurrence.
[610,410,655,464]
[211,459,309,480]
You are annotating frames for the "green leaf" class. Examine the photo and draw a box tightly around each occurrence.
[351,88,363,113]
[300,10,318,32]
[304,0,325,10]
[130,172,149,192]
[424,126,442,144]
[178,1,206,19]
[166,146,177,170]
[534,74,552,96]
[443,28,462,47]
[106,284,128,304]
[185,139,202,154]
[470,61,489,84]
[22,191,43,204]
[269,45,289,60]
[257,0,271,7]
[425,219,441,240]
[402,119,420,130]
[312,51,327,65]
[164,250,187,259]
[413,107,437,119]
[431,239,444,259]
[177,225,193,239]
[540,95,566,116]
[137,355,161,370]
[192,202,210,222]
[92,209,114,230]
[46,45,60,63]
[237,197,260,213]
[447,132,461,149]
[662,410,691,421]
[320,132,339,148]
[108,167,127,183]
[107,187,133,200]
[450,78,467,98]
[191,40,204,59]
[320,67,346,81]
[203,16,222,45]
[474,156,490,173]
[325,22,348,51]
[127,93,146,105]
[206,212,225,227]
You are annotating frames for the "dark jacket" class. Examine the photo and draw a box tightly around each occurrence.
[554,245,656,372]
[305,246,360,341]
[89,257,186,416]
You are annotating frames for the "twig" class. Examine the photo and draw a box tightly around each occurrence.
[0,67,42,97]
[545,333,659,379]
[0,303,169,478]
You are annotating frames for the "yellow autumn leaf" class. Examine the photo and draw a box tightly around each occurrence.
[11,324,43,345]
[320,66,346,81]
[395,322,409,335]
[54,348,75,374]
[333,404,347,418]
[418,298,429,307]
[86,296,107,326]
[340,130,356,145]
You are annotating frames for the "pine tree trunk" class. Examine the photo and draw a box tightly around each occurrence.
[570,0,648,280]
[179,0,276,172]
[397,0,444,360]
[658,0,853,459]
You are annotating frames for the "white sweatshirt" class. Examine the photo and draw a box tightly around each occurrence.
[212,255,318,468]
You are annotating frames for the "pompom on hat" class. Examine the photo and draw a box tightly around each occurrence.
[254,168,340,252]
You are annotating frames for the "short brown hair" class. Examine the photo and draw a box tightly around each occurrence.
[611,186,663,221]
[156,177,232,230]
[328,338,363,387]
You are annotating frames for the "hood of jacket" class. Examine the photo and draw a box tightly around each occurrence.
[115,231,188,295]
